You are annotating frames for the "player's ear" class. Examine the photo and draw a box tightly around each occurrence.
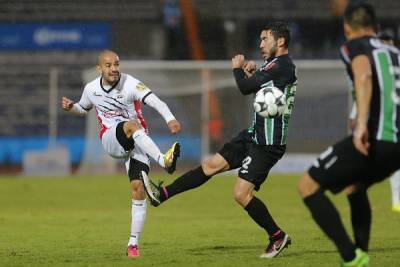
[343,23,351,39]
[96,64,102,75]
[277,37,285,48]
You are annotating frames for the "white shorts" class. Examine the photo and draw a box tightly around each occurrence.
[101,124,150,170]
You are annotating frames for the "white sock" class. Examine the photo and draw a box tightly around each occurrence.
[132,129,165,167]
[390,171,400,206]
[128,199,147,246]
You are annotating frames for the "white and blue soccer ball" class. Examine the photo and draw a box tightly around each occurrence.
[253,87,286,118]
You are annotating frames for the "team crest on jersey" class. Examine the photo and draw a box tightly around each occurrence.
[136,82,148,91]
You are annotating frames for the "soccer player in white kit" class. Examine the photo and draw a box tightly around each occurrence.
[61,50,181,258]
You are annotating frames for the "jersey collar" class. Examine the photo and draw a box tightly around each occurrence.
[100,75,121,93]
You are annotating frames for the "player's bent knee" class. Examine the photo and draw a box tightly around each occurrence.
[123,120,142,137]
[298,173,320,198]
[202,161,217,176]
[202,154,229,176]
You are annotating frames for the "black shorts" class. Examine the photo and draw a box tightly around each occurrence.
[308,136,400,193]
[218,130,285,190]
[128,157,149,182]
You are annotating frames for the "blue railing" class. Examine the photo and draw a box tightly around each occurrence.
[0,135,201,164]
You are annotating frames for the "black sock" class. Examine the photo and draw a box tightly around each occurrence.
[304,191,356,261]
[244,197,281,237]
[348,188,371,251]
[161,166,211,202]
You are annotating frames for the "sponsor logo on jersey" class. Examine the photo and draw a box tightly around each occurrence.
[101,109,129,119]
[93,92,102,97]
[261,62,275,72]
[136,82,148,91]
[260,58,277,72]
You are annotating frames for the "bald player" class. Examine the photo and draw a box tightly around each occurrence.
[62,50,181,258]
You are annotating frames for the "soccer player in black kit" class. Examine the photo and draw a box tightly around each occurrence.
[142,22,297,258]
[298,3,400,267]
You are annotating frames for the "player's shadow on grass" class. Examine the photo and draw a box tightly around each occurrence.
[186,245,400,257]
[187,245,338,258]
[186,244,261,255]
[286,248,336,257]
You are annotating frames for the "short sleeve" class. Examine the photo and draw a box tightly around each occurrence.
[346,40,367,60]
[78,86,93,110]
[127,76,152,102]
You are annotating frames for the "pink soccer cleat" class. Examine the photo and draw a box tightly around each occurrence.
[126,245,140,258]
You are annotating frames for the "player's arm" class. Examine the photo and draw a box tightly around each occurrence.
[232,55,277,95]
[352,55,372,156]
[61,88,92,116]
[244,61,257,77]
[232,55,263,95]
[144,93,181,134]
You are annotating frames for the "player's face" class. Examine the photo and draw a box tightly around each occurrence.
[97,53,120,85]
[260,30,277,60]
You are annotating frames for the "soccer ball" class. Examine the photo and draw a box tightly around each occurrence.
[253,87,286,118]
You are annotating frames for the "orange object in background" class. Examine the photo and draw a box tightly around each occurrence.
[179,0,223,146]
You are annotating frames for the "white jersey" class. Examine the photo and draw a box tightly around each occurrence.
[77,73,158,138]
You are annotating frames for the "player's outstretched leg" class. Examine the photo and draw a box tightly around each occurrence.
[141,166,213,207]
[129,123,180,174]
[163,142,180,174]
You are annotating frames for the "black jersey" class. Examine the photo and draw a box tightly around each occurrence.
[340,36,400,142]
[233,54,297,145]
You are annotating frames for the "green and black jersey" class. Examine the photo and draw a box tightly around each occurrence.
[233,54,297,145]
[340,36,400,142]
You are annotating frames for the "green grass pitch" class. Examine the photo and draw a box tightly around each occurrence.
[0,173,399,266]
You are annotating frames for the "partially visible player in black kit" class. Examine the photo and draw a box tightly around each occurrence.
[142,21,297,258]
[298,2,400,267]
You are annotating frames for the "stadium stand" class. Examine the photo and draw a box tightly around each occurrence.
[0,0,398,21]
[0,0,399,168]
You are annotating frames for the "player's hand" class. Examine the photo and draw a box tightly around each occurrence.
[62,97,74,111]
[231,54,245,69]
[167,119,181,134]
[353,122,370,156]
[244,61,256,77]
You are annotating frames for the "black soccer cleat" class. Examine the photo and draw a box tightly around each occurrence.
[140,171,163,207]
[260,233,291,258]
